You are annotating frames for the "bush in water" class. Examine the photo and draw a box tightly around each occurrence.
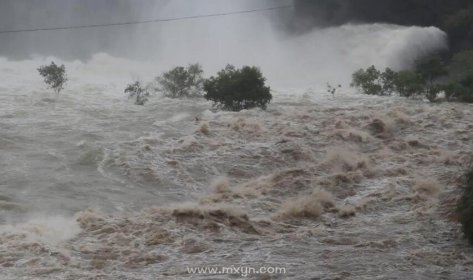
[394,70,425,98]
[204,64,272,112]
[327,83,342,97]
[351,66,384,96]
[416,56,448,102]
[443,74,473,103]
[155,63,205,98]
[351,61,448,102]
[38,62,67,95]
[125,81,150,105]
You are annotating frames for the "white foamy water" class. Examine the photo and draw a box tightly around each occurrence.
[0,21,471,279]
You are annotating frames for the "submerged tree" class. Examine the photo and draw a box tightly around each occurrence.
[416,56,448,102]
[38,62,67,95]
[155,63,205,98]
[327,83,341,97]
[351,63,449,102]
[445,74,473,103]
[394,70,425,98]
[125,81,150,105]
[416,56,448,85]
[381,68,398,95]
[351,66,383,95]
[204,64,272,112]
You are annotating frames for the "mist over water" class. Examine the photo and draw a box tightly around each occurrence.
[1,0,447,87]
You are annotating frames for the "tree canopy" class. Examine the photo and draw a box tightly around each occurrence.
[204,65,272,111]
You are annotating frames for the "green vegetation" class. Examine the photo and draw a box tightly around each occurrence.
[121,64,274,111]
[380,67,398,95]
[37,62,67,95]
[458,167,473,245]
[351,66,383,96]
[204,65,272,112]
[155,64,204,98]
[298,0,473,103]
[442,6,473,54]
[444,50,473,103]
[393,70,423,98]
[416,56,448,85]
[444,75,473,103]
[349,55,473,103]
[125,81,150,105]
[417,56,448,102]
[351,66,428,99]
[450,50,473,80]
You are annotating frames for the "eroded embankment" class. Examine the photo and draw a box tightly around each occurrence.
[1,94,473,279]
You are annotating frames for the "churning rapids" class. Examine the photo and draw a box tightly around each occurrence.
[0,21,473,280]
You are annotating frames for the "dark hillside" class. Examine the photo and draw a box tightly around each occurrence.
[293,0,473,55]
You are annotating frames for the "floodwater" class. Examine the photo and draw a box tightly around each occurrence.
[0,55,473,279]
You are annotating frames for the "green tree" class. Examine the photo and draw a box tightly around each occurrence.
[125,81,150,105]
[204,65,272,111]
[415,56,448,102]
[424,84,443,102]
[394,70,425,98]
[156,63,204,98]
[443,7,473,55]
[442,74,473,103]
[443,51,473,103]
[416,56,448,84]
[351,66,383,95]
[450,50,473,79]
[443,81,463,101]
[37,62,67,95]
[381,67,398,94]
